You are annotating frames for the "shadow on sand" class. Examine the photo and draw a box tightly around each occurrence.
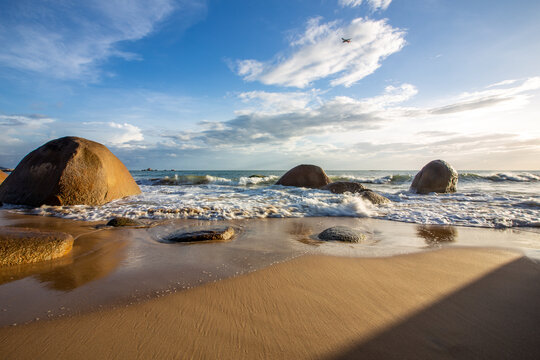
[326,256,540,359]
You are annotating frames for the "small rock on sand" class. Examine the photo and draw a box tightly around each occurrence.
[106,217,143,227]
[0,227,74,266]
[165,227,235,243]
[318,226,366,243]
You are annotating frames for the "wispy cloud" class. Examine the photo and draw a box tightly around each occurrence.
[236,90,321,115]
[0,114,55,128]
[162,83,417,148]
[339,0,392,11]
[0,0,196,80]
[235,17,405,88]
[158,77,539,154]
[428,77,540,115]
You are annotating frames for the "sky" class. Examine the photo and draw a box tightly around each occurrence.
[1,0,539,170]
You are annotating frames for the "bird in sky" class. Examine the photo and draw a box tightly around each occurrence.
[341,37,351,43]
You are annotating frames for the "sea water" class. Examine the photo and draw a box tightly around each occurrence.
[21,170,540,229]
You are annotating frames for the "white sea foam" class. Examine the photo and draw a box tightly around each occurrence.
[27,185,374,222]
[5,170,540,229]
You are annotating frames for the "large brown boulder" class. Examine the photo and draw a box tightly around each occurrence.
[410,159,458,194]
[275,164,331,189]
[0,170,7,185]
[0,136,141,206]
[0,227,74,266]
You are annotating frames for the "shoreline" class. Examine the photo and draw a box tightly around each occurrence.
[1,247,539,359]
[1,210,540,327]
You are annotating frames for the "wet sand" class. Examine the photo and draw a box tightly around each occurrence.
[1,210,540,358]
[1,247,539,359]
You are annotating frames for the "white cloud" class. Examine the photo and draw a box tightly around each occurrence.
[81,122,144,147]
[235,17,405,88]
[236,90,320,115]
[339,0,393,11]
[108,122,145,145]
[0,0,188,80]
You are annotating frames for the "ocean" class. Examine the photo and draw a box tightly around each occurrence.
[20,169,540,229]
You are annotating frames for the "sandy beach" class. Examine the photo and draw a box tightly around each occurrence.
[1,247,539,359]
[1,209,539,359]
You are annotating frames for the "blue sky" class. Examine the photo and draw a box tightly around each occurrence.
[1,0,539,170]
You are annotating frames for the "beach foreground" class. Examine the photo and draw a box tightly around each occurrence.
[1,246,539,359]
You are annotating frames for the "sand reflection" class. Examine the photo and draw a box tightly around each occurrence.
[416,225,457,246]
[37,230,127,291]
[0,229,127,291]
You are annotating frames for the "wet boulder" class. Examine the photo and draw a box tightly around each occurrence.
[0,170,7,185]
[320,182,390,204]
[0,227,74,266]
[275,164,331,189]
[321,181,366,194]
[410,159,458,194]
[165,227,235,243]
[360,190,390,204]
[318,226,366,243]
[0,136,141,206]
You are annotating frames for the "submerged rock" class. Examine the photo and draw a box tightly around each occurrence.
[0,136,141,206]
[321,181,366,194]
[0,170,7,185]
[275,164,331,189]
[320,182,390,204]
[0,227,74,266]
[166,227,235,243]
[410,159,458,194]
[318,226,366,243]
[360,190,390,204]
[106,217,143,227]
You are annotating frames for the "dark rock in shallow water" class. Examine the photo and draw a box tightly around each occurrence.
[0,227,74,266]
[0,136,141,206]
[410,159,458,194]
[106,217,143,227]
[320,182,390,204]
[360,190,390,204]
[166,227,235,243]
[276,164,331,189]
[318,226,366,243]
[321,181,366,194]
